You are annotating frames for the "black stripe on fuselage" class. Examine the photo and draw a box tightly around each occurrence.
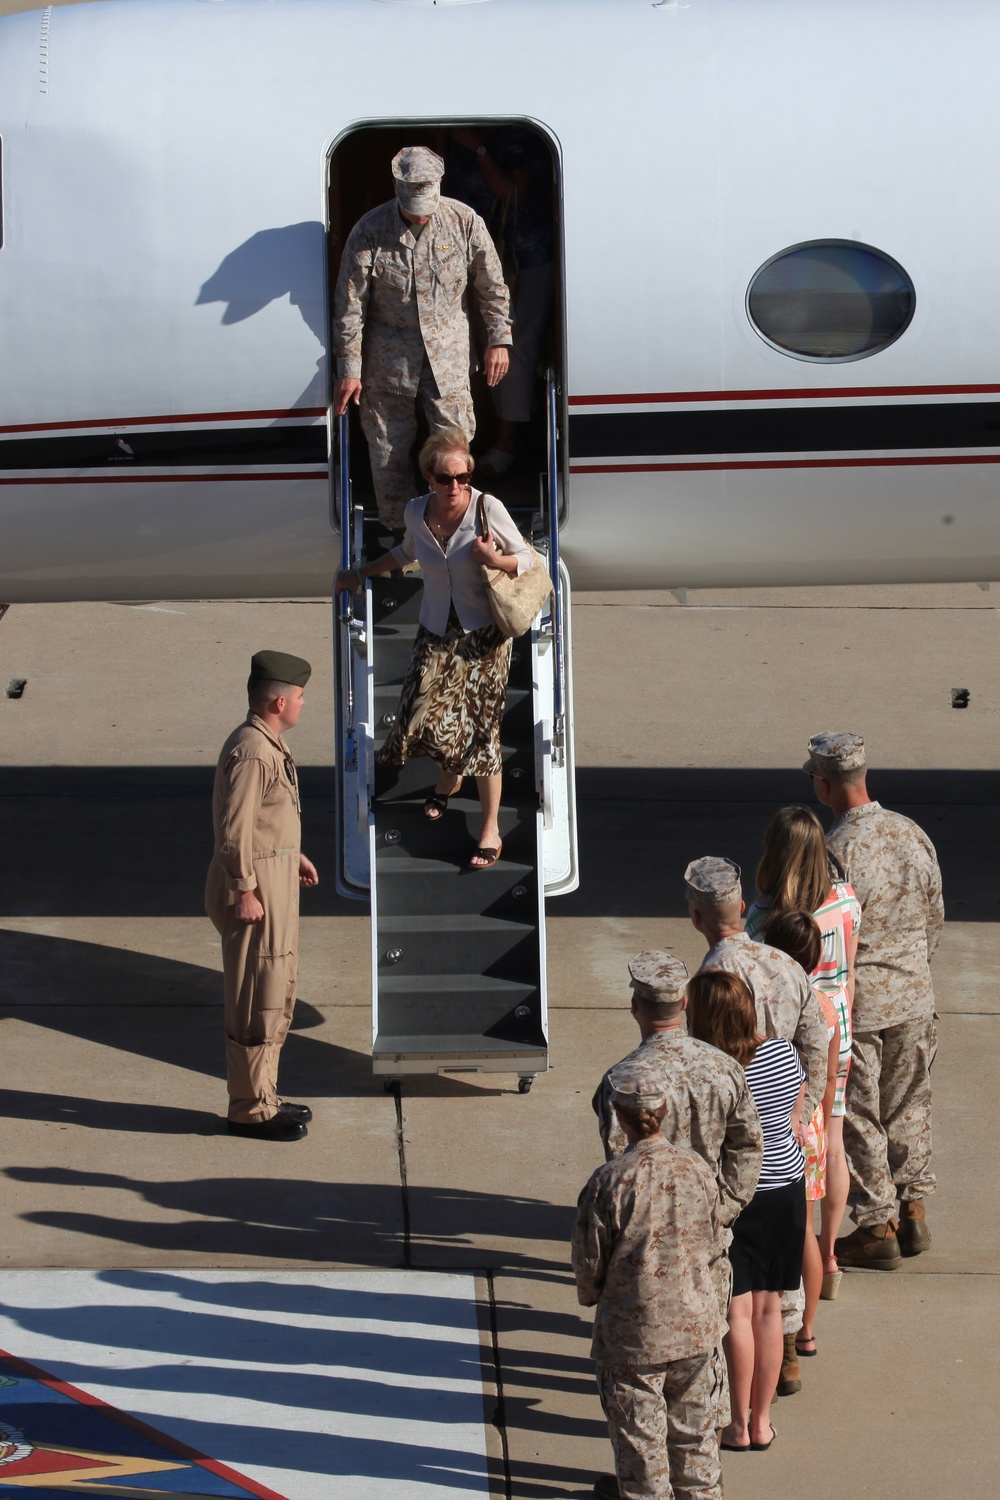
[567,401,1000,458]
[0,425,328,471]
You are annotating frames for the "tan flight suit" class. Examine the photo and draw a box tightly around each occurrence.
[572,1135,726,1500]
[827,802,944,1227]
[593,1032,762,1429]
[333,196,512,530]
[205,713,302,1124]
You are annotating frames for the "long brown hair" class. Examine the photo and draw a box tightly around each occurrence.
[755,805,831,915]
[687,970,760,1069]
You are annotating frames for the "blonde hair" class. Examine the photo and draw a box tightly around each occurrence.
[756,805,831,915]
[418,428,473,478]
[687,970,760,1069]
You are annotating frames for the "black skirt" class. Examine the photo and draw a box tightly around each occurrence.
[729,1176,807,1297]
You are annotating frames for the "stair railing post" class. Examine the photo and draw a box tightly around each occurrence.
[545,367,566,766]
[337,411,357,768]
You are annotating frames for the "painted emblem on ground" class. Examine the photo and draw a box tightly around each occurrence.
[0,1350,286,1497]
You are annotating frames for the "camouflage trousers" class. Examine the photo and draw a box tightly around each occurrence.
[708,1253,731,1427]
[360,364,475,531]
[844,1015,937,1228]
[597,1351,724,1500]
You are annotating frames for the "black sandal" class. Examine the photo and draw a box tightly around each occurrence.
[424,793,449,821]
[468,841,502,869]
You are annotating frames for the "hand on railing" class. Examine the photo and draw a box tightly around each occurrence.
[335,567,364,597]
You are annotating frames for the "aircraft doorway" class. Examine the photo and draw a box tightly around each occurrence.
[326,119,563,533]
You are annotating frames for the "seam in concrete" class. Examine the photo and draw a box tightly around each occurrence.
[391,1082,412,1269]
[484,1269,513,1500]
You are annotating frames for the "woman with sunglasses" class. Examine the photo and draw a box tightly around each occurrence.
[335,428,533,868]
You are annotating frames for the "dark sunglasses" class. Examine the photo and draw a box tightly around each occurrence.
[433,471,473,486]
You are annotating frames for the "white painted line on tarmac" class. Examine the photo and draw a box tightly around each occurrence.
[0,1269,492,1499]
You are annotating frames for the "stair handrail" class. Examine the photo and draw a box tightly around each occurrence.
[545,367,566,760]
[337,411,358,767]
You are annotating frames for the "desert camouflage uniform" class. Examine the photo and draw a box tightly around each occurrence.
[826,802,944,1227]
[333,197,512,529]
[573,1135,726,1500]
[594,1033,762,1428]
[205,715,302,1124]
[696,931,829,1119]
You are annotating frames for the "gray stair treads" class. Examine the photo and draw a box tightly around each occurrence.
[375,857,540,922]
[377,914,537,976]
[375,976,545,1045]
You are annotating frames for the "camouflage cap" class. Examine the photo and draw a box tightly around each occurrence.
[607,1061,666,1112]
[392,146,445,215]
[628,950,689,1006]
[803,731,866,776]
[248,650,311,688]
[684,856,742,907]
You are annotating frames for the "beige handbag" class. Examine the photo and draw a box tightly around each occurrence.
[476,494,554,638]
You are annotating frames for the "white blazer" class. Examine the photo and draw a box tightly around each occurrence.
[390,489,534,635]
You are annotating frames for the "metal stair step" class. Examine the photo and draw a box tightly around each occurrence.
[376,973,544,1043]
[376,913,536,975]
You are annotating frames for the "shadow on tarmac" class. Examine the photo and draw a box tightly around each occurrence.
[2,1166,577,1283]
[2,765,997,919]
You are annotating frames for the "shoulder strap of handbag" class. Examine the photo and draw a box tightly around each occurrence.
[476,492,488,539]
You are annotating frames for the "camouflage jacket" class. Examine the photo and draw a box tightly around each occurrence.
[332,197,512,395]
[697,932,829,1118]
[572,1135,726,1366]
[592,1030,762,1228]
[826,802,944,1029]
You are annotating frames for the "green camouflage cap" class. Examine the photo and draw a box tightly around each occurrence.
[628,950,689,1005]
[248,650,311,687]
[804,731,866,776]
[684,856,742,907]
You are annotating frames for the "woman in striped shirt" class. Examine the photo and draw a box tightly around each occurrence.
[688,969,807,1454]
[744,805,861,1299]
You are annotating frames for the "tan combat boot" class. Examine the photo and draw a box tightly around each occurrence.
[897,1199,931,1256]
[776,1331,801,1395]
[835,1219,902,1269]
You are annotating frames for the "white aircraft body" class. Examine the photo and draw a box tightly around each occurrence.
[2,0,1000,602]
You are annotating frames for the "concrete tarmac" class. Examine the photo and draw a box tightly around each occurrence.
[2,583,999,1498]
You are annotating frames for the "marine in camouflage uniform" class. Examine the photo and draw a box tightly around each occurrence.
[592,952,762,1441]
[808,732,944,1264]
[686,856,825,1353]
[685,858,829,1121]
[332,147,512,531]
[573,1066,726,1500]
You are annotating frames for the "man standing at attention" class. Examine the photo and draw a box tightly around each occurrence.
[573,1064,726,1500]
[332,146,512,536]
[806,731,944,1266]
[206,651,318,1141]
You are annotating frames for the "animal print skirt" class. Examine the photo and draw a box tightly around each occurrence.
[377,619,512,776]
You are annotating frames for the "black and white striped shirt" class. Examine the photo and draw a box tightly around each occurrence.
[745,1038,805,1191]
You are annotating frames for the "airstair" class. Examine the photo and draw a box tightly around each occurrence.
[334,373,577,1089]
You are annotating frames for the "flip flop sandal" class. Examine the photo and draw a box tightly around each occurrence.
[468,841,502,869]
[795,1335,818,1357]
[749,1425,776,1452]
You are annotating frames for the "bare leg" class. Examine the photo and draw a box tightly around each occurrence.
[820,1115,850,1264]
[799,1213,822,1348]
[719,1291,753,1449]
[749,1291,782,1446]
[470,772,503,866]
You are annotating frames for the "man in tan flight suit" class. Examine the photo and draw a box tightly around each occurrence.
[807,731,944,1266]
[206,651,318,1141]
[333,145,512,533]
[686,854,828,1394]
[573,1063,726,1500]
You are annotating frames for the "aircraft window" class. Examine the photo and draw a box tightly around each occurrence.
[747,240,914,361]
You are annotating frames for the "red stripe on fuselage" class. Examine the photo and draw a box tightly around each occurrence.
[568,383,1000,407]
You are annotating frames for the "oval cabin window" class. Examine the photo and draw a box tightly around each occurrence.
[747,240,915,362]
